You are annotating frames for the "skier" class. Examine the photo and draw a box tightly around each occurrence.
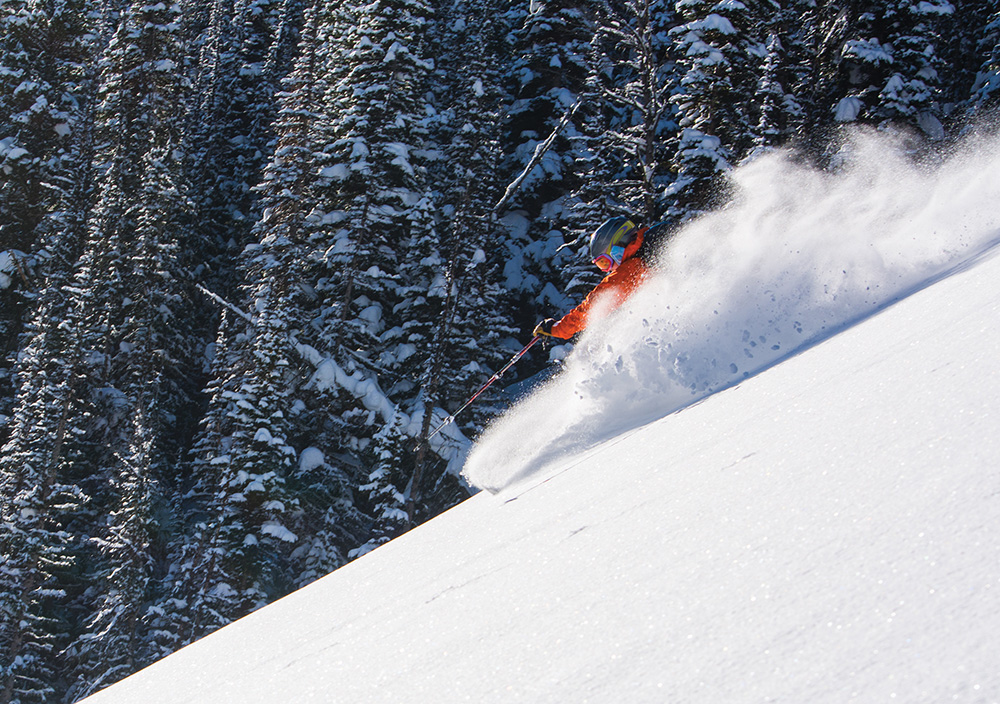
[533,216,666,340]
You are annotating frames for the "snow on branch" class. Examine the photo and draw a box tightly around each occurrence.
[493,96,583,215]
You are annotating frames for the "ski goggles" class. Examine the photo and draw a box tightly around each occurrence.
[593,245,625,273]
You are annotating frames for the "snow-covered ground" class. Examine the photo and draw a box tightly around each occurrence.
[81,130,1000,703]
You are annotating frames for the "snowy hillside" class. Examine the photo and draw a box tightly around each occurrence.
[78,133,1000,703]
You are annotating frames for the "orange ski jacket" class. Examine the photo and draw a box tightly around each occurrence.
[549,227,651,340]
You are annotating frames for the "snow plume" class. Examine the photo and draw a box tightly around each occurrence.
[464,127,1000,493]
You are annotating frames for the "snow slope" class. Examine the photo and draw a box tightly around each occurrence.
[80,131,1000,704]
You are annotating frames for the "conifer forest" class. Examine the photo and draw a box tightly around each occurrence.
[1,0,998,700]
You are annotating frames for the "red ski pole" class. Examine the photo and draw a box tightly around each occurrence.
[426,336,541,442]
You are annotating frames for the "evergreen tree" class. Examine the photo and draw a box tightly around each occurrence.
[372,0,519,527]
[311,0,440,536]
[0,469,80,704]
[0,0,93,444]
[142,310,245,656]
[316,0,436,344]
[588,0,676,221]
[0,285,86,704]
[503,0,592,210]
[816,0,954,137]
[875,0,955,137]
[667,0,769,217]
[496,1,596,337]
[168,0,336,628]
[0,43,94,704]
[52,0,198,694]
[187,0,305,295]
[197,292,304,614]
[65,405,156,702]
[749,25,805,154]
[353,409,411,555]
[969,0,1000,110]
[0,0,89,256]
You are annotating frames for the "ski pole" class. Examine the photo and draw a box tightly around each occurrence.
[425,336,541,442]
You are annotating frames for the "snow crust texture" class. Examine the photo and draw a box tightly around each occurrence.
[464,128,1000,493]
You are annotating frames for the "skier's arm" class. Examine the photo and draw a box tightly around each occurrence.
[549,257,648,339]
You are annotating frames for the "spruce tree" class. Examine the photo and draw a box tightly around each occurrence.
[0,0,93,444]
[749,24,805,154]
[65,405,155,702]
[968,0,1000,110]
[815,0,954,137]
[313,0,440,540]
[588,0,676,222]
[498,1,595,338]
[667,0,766,217]
[142,310,245,656]
[167,0,341,628]
[56,0,198,693]
[0,285,86,704]
[503,0,592,210]
[0,0,89,257]
[874,0,955,138]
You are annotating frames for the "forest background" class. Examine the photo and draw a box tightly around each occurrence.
[1,0,998,701]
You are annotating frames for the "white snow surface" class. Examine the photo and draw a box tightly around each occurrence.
[81,129,1000,703]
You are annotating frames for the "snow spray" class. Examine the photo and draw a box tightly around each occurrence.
[463,126,1000,494]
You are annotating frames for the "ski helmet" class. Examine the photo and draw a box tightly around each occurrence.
[590,216,637,262]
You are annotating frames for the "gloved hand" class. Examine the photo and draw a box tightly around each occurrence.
[533,318,557,337]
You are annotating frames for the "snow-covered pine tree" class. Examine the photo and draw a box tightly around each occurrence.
[141,308,244,656]
[0,0,89,259]
[0,274,88,704]
[194,292,304,614]
[0,444,81,704]
[314,0,437,339]
[309,0,442,542]
[287,443,363,587]
[667,0,766,218]
[873,0,955,138]
[186,0,305,298]
[0,8,96,692]
[766,0,832,155]
[428,0,518,423]
[64,401,156,702]
[170,0,334,627]
[749,24,805,155]
[0,169,99,703]
[0,0,93,444]
[587,0,676,222]
[970,1,1000,109]
[1,0,201,697]
[169,261,308,626]
[504,0,592,211]
[496,0,594,337]
[240,0,306,217]
[186,0,250,275]
[371,0,521,526]
[0,124,93,704]
[351,409,411,556]
[52,0,201,695]
[817,0,954,136]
